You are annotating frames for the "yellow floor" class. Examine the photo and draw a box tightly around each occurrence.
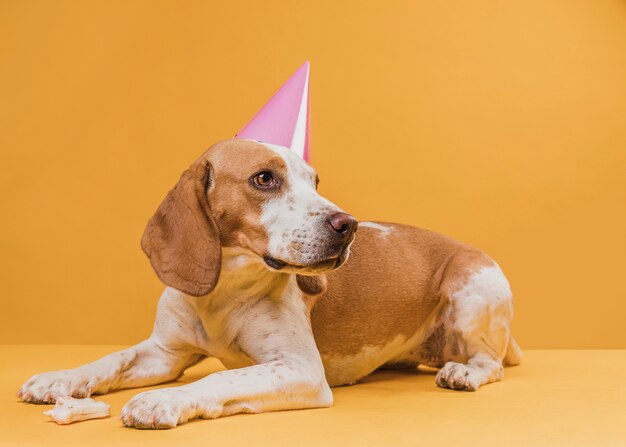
[1,346,625,446]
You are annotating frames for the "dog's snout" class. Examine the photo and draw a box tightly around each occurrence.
[327,213,358,239]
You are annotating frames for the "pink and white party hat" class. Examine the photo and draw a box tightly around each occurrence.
[236,61,311,162]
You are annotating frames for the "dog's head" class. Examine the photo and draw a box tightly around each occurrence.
[141,139,357,296]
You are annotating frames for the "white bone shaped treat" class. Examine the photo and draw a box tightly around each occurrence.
[43,397,110,424]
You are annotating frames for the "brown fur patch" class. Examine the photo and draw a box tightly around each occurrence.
[311,223,495,360]
[311,223,462,356]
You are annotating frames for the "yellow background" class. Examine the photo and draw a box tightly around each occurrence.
[1,0,624,348]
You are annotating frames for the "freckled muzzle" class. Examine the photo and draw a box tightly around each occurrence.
[264,212,358,273]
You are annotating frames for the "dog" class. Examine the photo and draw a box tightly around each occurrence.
[17,138,521,429]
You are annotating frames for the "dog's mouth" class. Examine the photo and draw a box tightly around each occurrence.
[263,250,348,273]
[263,255,289,270]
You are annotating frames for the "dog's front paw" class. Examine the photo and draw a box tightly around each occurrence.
[435,362,482,391]
[121,389,208,429]
[17,370,92,404]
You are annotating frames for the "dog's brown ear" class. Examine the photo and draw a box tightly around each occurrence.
[141,160,221,296]
[296,274,328,296]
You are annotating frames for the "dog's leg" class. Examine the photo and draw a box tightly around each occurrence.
[17,338,202,404]
[121,297,332,429]
[18,288,206,404]
[435,262,515,391]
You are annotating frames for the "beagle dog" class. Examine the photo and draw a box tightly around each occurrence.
[17,139,521,429]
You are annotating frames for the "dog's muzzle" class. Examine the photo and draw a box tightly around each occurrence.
[264,213,357,273]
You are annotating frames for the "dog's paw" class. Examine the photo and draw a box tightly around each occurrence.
[121,389,211,429]
[435,362,482,391]
[17,370,93,404]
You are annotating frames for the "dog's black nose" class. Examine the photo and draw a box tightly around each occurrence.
[327,213,358,239]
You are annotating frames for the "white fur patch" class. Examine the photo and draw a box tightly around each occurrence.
[451,264,513,360]
[259,143,345,266]
[121,277,333,428]
[322,335,408,386]
[359,221,392,236]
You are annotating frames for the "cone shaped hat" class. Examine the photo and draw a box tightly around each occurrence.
[236,61,311,162]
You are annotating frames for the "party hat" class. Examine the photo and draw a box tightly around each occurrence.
[236,61,311,162]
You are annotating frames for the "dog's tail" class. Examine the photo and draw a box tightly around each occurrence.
[503,335,522,366]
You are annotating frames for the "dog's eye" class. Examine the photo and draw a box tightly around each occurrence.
[253,172,276,188]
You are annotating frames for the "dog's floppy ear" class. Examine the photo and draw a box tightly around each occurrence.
[296,274,328,296]
[141,160,221,296]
